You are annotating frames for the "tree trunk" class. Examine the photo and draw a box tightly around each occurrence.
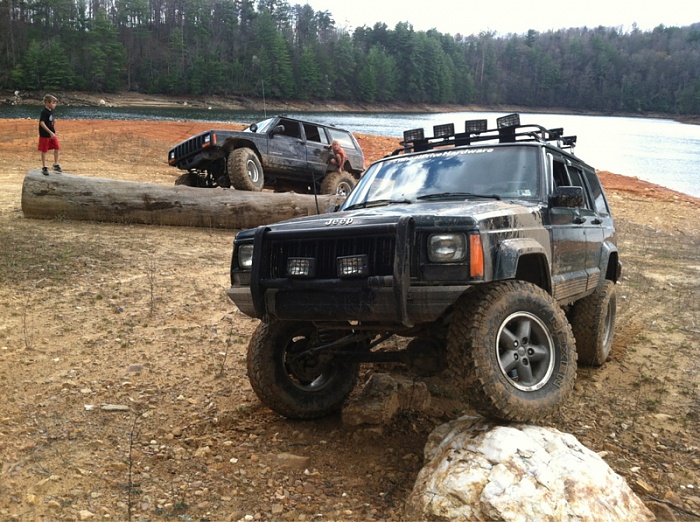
[21,170,343,229]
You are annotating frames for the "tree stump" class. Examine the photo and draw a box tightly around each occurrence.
[21,170,343,229]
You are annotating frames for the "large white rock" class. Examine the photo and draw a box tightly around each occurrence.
[405,415,655,522]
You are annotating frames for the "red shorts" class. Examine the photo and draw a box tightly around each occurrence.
[38,137,60,152]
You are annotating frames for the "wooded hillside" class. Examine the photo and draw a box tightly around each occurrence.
[1,0,699,115]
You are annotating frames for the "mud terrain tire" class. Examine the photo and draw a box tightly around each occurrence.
[247,320,360,419]
[320,171,356,196]
[569,280,617,366]
[228,148,264,191]
[447,281,576,422]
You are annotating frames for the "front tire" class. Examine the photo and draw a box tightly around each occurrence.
[228,148,264,191]
[247,320,360,419]
[569,280,617,366]
[447,281,577,422]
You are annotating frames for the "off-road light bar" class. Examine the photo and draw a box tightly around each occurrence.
[562,136,577,146]
[548,128,564,139]
[497,113,520,129]
[287,257,316,278]
[403,128,425,143]
[465,119,488,134]
[433,123,455,138]
[337,255,368,278]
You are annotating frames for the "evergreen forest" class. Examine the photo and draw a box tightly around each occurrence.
[2,0,699,115]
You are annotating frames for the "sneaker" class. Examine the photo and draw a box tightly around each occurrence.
[41,167,49,175]
[53,164,62,172]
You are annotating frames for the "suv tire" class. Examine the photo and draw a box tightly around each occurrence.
[569,280,616,366]
[247,320,360,419]
[320,171,357,196]
[447,281,576,422]
[228,148,264,192]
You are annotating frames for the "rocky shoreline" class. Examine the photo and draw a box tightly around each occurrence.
[4,89,696,125]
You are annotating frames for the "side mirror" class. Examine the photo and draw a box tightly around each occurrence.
[248,123,258,133]
[271,124,285,136]
[549,186,585,208]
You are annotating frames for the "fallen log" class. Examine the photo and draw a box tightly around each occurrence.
[21,170,343,229]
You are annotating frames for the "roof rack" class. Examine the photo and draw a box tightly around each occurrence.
[392,113,577,155]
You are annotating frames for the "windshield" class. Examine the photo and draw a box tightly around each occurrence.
[342,146,541,210]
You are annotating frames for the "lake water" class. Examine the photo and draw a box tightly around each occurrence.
[2,105,699,198]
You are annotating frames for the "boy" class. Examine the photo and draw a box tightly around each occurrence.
[328,140,347,174]
[38,94,61,175]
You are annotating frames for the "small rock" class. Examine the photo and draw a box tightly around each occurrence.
[101,404,129,412]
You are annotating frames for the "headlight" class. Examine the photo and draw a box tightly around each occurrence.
[428,233,467,263]
[237,244,254,269]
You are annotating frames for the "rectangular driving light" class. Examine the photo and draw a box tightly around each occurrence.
[403,128,425,143]
[497,113,520,129]
[337,255,368,278]
[433,123,455,138]
[548,128,563,140]
[287,257,316,278]
[465,119,488,134]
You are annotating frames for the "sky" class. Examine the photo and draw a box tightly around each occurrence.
[301,0,700,36]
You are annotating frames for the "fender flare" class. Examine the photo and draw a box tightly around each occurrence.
[494,238,551,292]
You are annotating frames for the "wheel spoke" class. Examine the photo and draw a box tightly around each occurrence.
[515,317,532,343]
[500,350,520,373]
[499,327,518,351]
[516,360,534,384]
[527,343,550,363]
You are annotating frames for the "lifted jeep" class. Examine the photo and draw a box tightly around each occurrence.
[168,115,364,195]
[226,114,622,423]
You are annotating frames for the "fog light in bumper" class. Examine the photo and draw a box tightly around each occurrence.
[287,257,316,278]
[337,255,368,277]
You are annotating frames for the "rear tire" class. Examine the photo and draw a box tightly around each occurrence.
[228,148,264,191]
[320,171,356,196]
[569,280,617,366]
[247,320,360,419]
[447,281,576,422]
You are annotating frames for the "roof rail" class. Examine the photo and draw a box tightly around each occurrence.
[392,113,577,155]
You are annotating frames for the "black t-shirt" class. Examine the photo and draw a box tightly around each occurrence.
[39,107,55,138]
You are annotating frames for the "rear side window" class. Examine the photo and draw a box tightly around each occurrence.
[584,170,610,216]
[327,129,356,151]
[303,124,329,144]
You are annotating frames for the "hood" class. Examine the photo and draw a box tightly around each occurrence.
[262,199,543,233]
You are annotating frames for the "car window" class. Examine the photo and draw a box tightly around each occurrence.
[327,129,355,151]
[565,165,593,210]
[303,124,329,144]
[584,169,610,216]
[277,119,302,139]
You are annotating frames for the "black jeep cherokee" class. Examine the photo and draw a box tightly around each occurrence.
[168,115,365,195]
[226,114,622,423]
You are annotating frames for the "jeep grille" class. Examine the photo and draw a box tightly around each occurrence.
[266,235,396,279]
[170,134,209,161]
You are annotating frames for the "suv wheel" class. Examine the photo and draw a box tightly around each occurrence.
[228,148,264,191]
[246,320,360,419]
[447,281,576,422]
[320,171,356,196]
[569,280,616,366]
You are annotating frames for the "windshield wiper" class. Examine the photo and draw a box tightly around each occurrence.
[416,192,501,201]
[344,198,412,211]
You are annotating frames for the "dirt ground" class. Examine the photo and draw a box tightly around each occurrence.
[0,117,699,522]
